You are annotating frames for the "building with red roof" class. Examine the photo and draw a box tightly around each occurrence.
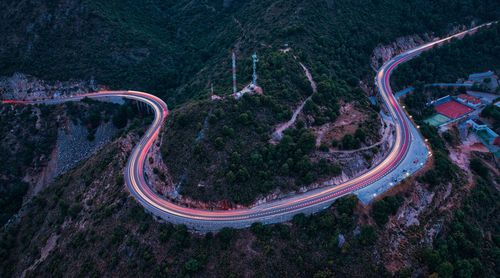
[457,94,482,108]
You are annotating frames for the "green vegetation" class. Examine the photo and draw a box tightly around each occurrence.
[372,195,404,226]
[0,145,386,277]
[161,42,384,204]
[402,89,462,190]
[400,103,498,277]
[393,23,500,90]
[1,1,499,277]
[1,0,498,106]
[0,104,58,226]
[402,85,468,122]
[393,18,500,278]
[418,159,499,277]
[419,124,462,189]
[481,104,500,131]
[339,128,370,150]
[2,0,498,207]
[402,86,439,121]
[0,100,137,226]
[163,92,342,204]
[65,98,138,140]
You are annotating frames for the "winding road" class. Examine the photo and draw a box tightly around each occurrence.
[3,23,494,231]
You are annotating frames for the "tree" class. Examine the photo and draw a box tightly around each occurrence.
[341,134,360,150]
[184,258,200,273]
[214,137,224,150]
[354,128,366,142]
[455,260,474,278]
[358,226,377,246]
[298,131,316,152]
[372,195,403,226]
[335,195,358,216]
[437,262,454,278]
[470,158,488,179]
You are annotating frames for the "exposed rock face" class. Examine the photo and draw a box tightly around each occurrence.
[371,35,428,70]
[0,72,112,198]
[26,114,118,199]
[371,24,474,71]
[0,73,101,100]
[55,121,117,176]
[337,233,345,248]
[396,185,434,227]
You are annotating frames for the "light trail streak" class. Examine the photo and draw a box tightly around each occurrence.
[3,23,494,230]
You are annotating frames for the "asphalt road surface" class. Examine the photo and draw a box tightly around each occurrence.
[3,23,494,232]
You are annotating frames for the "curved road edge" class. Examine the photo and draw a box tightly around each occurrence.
[2,22,495,232]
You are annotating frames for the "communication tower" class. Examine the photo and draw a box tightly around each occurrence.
[252,53,259,86]
[232,51,237,94]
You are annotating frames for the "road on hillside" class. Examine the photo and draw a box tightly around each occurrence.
[3,23,494,231]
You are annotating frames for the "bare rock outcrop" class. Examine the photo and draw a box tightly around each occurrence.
[0,73,101,100]
[371,35,429,70]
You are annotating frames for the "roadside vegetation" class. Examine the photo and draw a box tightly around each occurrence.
[161,45,388,205]
[394,27,500,276]
[162,99,342,204]
[0,145,383,277]
[0,1,499,277]
[0,104,58,226]
[0,100,142,227]
[1,0,498,106]
[481,104,500,132]
[418,159,499,277]
[393,23,500,90]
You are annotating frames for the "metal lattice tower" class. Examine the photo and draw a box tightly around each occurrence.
[232,52,237,94]
[252,53,259,86]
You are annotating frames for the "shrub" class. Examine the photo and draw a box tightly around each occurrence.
[184,258,200,273]
[358,226,377,246]
[372,195,403,226]
[214,137,224,150]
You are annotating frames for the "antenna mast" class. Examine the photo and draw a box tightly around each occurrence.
[252,53,259,86]
[232,51,237,94]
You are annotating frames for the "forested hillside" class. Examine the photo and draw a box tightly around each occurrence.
[0,104,58,226]
[0,100,140,227]
[1,0,499,106]
[1,1,499,277]
[393,23,500,89]
[395,24,500,277]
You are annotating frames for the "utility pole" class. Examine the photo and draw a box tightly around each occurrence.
[252,52,259,86]
[232,51,237,94]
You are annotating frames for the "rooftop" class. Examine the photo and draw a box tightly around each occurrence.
[457,94,481,105]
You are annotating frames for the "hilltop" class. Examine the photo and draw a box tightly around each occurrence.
[1,0,499,105]
[0,1,499,277]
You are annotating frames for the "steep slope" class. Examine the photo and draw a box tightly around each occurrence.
[393,23,500,89]
[1,4,499,277]
[1,0,499,106]
[0,140,381,277]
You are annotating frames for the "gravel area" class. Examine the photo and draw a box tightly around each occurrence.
[55,121,117,176]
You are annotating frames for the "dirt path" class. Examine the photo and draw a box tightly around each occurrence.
[272,62,316,141]
[329,116,392,154]
[21,233,59,278]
